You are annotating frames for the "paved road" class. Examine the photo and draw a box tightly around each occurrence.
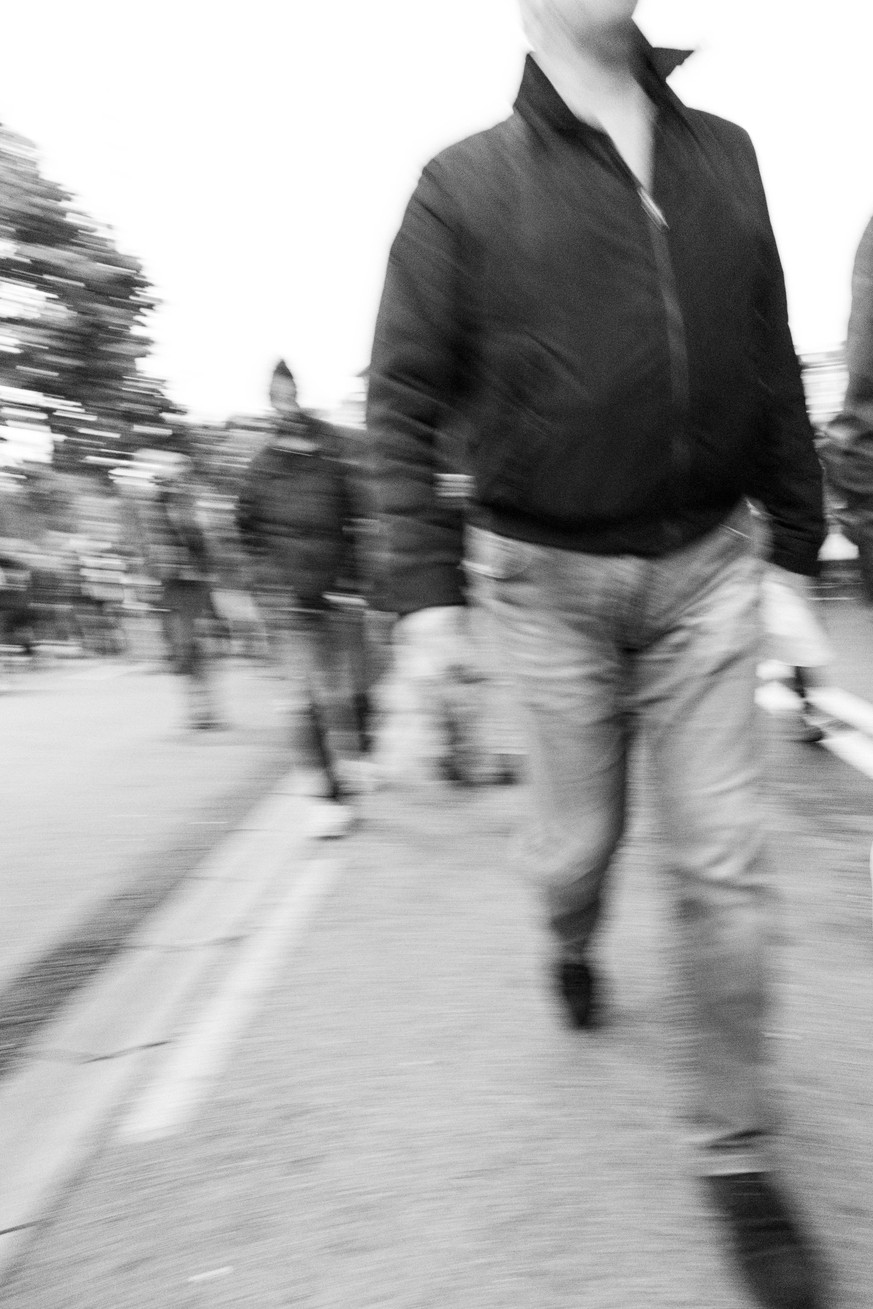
[0,658,291,1063]
[1,579,871,1308]
[2,708,872,1306]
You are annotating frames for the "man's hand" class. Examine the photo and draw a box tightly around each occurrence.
[393,605,473,685]
[390,604,491,786]
[761,564,831,669]
[767,563,816,597]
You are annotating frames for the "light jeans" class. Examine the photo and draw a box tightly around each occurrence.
[259,591,376,791]
[466,502,779,1174]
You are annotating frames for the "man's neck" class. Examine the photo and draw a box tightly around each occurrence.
[532,20,640,122]
[532,37,655,190]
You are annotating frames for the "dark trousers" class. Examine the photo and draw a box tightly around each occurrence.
[263,593,376,797]
[160,579,214,680]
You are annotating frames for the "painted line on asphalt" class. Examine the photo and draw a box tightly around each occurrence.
[809,686,873,739]
[821,731,873,783]
[0,769,323,1284]
[0,1041,160,1286]
[756,680,873,783]
[118,854,340,1142]
[189,1266,234,1283]
[757,675,873,944]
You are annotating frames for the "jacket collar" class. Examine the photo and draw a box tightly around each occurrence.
[270,409,321,455]
[513,28,694,137]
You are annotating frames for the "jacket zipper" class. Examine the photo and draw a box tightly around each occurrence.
[636,188,689,412]
[596,135,692,539]
[636,184,691,536]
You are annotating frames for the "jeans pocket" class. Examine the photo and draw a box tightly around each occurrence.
[464,527,537,582]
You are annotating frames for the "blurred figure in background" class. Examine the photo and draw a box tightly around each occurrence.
[0,545,35,686]
[73,540,128,657]
[236,361,376,837]
[368,2,827,1306]
[821,215,873,603]
[126,448,225,730]
[0,547,34,644]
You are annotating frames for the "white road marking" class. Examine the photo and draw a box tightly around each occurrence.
[118,855,339,1142]
[822,730,873,783]
[756,679,873,782]
[0,771,318,1278]
[809,686,873,738]
[188,1267,234,1283]
[758,671,873,933]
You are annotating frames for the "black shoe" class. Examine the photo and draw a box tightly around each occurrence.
[798,712,826,744]
[554,959,597,1029]
[789,669,827,744]
[705,1172,827,1308]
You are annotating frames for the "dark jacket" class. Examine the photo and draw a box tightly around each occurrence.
[368,41,826,616]
[236,414,367,604]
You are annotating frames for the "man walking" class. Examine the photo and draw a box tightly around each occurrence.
[368,3,828,1305]
[127,448,225,730]
[237,361,377,836]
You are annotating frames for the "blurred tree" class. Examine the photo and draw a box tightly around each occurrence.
[0,124,179,476]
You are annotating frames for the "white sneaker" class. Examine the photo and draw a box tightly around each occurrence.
[307,799,357,840]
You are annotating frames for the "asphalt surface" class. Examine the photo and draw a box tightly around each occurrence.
[1,580,872,1308]
[0,657,292,1072]
[2,718,872,1304]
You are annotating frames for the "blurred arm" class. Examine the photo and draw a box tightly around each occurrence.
[840,216,873,440]
[821,217,873,546]
[740,132,826,576]
[368,162,471,617]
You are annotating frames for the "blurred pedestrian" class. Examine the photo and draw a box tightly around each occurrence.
[236,361,377,837]
[821,214,873,602]
[126,448,225,730]
[74,541,128,656]
[0,547,35,681]
[368,3,828,1306]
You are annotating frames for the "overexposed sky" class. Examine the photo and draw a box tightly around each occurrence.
[2,1,872,419]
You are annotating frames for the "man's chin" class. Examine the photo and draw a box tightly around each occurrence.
[583,17,636,61]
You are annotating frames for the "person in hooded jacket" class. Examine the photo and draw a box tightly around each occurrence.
[236,361,376,836]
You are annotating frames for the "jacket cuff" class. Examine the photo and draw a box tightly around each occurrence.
[386,562,466,616]
[768,537,823,578]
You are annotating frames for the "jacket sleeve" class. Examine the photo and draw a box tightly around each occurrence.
[367,160,471,616]
[738,131,826,575]
[329,425,378,599]
[840,216,873,441]
[820,217,873,549]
